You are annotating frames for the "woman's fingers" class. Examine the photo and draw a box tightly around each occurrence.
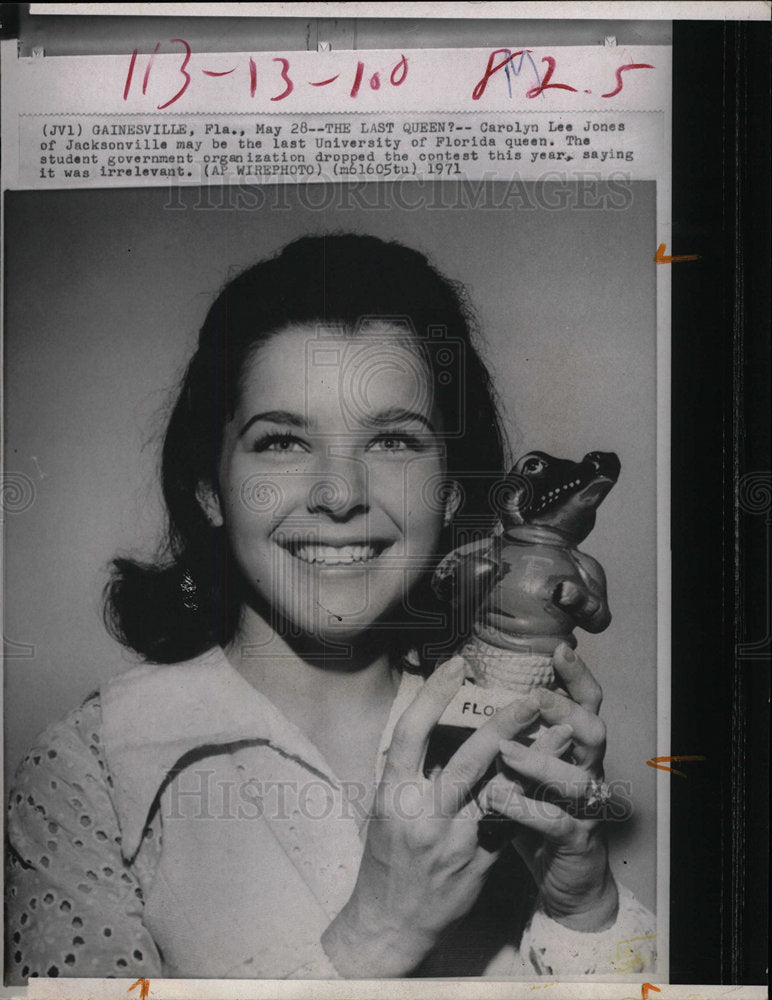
[480,774,576,843]
[437,695,540,815]
[552,643,603,712]
[450,799,513,874]
[382,656,466,779]
[498,738,595,802]
[531,722,574,756]
[535,688,606,770]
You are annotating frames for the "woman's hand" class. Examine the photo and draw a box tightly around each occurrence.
[482,643,619,933]
[322,655,542,978]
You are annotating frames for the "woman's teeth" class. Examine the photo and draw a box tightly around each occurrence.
[291,544,380,565]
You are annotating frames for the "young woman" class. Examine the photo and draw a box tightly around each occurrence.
[5,234,655,981]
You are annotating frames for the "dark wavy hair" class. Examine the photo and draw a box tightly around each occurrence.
[105,233,509,664]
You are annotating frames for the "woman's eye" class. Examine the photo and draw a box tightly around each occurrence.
[367,434,420,454]
[252,433,308,454]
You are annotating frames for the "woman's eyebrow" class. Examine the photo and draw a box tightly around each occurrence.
[366,408,436,432]
[238,410,306,438]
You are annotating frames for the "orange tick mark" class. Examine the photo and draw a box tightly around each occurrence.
[646,755,707,777]
[129,979,150,1000]
[642,985,661,1000]
[655,243,701,263]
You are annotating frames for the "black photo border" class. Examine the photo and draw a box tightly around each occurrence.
[670,19,770,985]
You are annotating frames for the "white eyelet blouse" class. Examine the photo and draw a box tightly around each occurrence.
[5,650,656,982]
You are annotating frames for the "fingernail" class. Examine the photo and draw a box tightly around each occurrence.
[499,739,526,758]
[557,642,576,663]
[512,694,539,718]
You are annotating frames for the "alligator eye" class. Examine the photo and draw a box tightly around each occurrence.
[522,456,547,475]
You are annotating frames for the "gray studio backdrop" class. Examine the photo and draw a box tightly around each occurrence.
[3,181,657,911]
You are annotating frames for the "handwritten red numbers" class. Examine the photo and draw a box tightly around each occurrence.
[123,44,649,106]
[124,40,192,109]
[123,42,408,107]
[271,57,294,102]
[159,39,191,110]
[602,62,654,98]
[142,43,160,97]
[472,49,527,101]
[390,54,409,87]
[525,56,578,99]
[472,49,654,101]
[350,61,365,98]
[123,50,138,101]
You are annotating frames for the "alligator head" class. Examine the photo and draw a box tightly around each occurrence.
[496,450,621,544]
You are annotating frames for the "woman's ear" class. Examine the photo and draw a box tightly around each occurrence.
[443,481,462,526]
[196,481,224,528]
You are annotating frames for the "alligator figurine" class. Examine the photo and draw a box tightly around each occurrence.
[433,450,621,733]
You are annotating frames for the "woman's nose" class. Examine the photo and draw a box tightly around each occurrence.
[306,453,369,519]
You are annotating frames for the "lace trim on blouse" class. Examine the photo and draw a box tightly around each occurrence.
[5,696,163,982]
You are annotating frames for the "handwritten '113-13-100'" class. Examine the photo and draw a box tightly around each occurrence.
[122,43,654,110]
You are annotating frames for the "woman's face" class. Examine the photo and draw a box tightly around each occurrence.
[202,322,450,644]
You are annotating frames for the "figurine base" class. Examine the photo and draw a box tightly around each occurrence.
[461,633,557,691]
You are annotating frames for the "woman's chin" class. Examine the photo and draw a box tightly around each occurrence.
[267,603,411,661]
[236,566,432,659]
[292,611,392,648]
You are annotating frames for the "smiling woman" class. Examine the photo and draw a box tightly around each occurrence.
[198,323,449,645]
[4,233,655,982]
[103,234,505,667]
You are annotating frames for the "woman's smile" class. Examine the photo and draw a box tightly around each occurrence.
[275,537,391,566]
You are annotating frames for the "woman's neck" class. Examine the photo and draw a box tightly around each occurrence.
[224,605,400,719]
